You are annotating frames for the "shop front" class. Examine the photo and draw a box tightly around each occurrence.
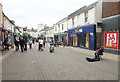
[59,32,67,44]
[0,27,2,51]
[8,31,14,47]
[68,24,96,50]
[54,33,59,44]
[102,15,120,54]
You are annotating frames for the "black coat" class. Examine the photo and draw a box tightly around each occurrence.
[20,39,25,46]
[15,40,19,46]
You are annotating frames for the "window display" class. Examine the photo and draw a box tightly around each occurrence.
[86,33,89,48]
[80,33,86,47]
[73,34,77,46]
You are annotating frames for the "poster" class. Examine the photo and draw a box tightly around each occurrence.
[105,32,118,49]
[119,32,120,49]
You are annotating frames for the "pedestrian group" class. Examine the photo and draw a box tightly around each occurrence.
[14,37,46,52]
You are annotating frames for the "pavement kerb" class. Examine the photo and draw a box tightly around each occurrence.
[64,46,118,62]
[0,48,15,61]
[1,44,35,60]
[1,44,118,62]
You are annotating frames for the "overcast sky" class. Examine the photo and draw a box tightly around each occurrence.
[1,0,98,29]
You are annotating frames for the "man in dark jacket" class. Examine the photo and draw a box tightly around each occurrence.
[24,38,27,51]
[20,37,25,52]
[15,38,19,51]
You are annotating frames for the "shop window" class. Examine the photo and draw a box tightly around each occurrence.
[70,35,73,46]
[73,34,77,46]
[72,17,75,26]
[86,33,89,48]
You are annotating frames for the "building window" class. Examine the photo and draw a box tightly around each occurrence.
[72,17,75,26]
[85,12,88,22]
[55,27,57,32]
[62,24,64,31]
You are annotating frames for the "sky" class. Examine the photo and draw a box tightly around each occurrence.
[0,0,98,29]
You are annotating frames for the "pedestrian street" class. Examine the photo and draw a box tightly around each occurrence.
[2,43,118,80]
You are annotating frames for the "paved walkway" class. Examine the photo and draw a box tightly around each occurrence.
[2,43,119,80]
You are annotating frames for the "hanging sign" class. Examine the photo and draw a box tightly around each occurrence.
[105,32,118,49]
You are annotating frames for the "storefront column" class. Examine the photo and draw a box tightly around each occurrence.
[118,29,120,55]
[68,34,70,46]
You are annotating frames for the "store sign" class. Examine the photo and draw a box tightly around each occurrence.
[75,30,79,33]
[79,29,83,32]
[105,32,118,49]
[90,33,93,36]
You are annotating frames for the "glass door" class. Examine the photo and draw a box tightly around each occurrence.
[80,33,86,47]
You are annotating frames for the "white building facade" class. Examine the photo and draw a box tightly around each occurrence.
[67,0,102,50]
[53,0,102,50]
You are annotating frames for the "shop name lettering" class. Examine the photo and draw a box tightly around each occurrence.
[75,30,79,33]
[106,33,117,46]
[75,29,82,33]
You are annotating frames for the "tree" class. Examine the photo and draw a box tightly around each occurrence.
[22,33,30,42]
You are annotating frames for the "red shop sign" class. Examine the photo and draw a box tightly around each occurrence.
[105,32,118,49]
[119,32,120,49]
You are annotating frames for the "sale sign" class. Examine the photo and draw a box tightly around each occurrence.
[119,32,120,49]
[105,32,118,49]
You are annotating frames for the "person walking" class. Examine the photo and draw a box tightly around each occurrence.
[33,39,35,44]
[29,38,32,49]
[43,39,46,48]
[15,38,19,51]
[20,37,25,52]
[4,38,9,50]
[38,38,43,51]
[24,38,27,51]
[49,40,54,52]
[38,38,41,51]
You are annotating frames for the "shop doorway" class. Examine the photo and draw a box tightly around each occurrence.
[70,35,73,46]
[79,33,86,47]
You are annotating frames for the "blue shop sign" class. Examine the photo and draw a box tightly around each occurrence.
[68,24,96,34]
